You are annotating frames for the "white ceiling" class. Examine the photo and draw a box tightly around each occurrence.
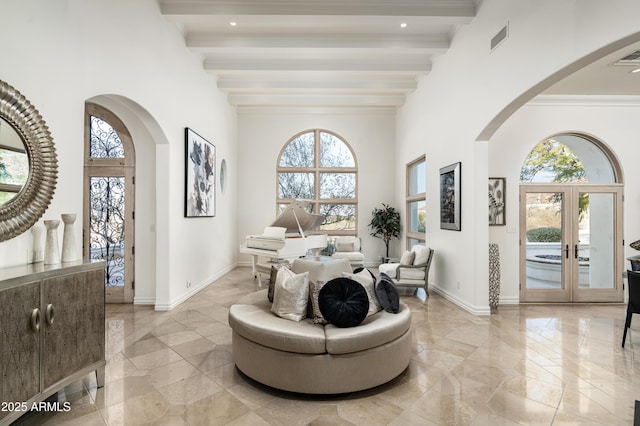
[160,1,640,108]
[160,0,477,108]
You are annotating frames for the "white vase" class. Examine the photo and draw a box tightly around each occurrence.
[61,214,77,263]
[31,224,44,263]
[44,220,60,265]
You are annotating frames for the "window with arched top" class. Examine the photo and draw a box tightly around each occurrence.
[277,129,357,235]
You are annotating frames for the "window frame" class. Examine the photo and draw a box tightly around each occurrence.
[406,155,426,248]
[276,129,358,236]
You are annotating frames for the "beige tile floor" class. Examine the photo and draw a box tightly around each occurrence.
[14,267,640,425]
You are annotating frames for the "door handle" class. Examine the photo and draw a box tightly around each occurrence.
[45,303,55,326]
[565,244,569,259]
[574,245,578,259]
[30,308,41,332]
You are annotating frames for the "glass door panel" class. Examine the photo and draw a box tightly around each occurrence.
[522,188,570,302]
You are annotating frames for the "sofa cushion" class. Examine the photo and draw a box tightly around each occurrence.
[343,269,382,317]
[325,302,411,355]
[412,245,431,266]
[375,272,400,314]
[318,278,369,328]
[292,257,352,283]
[229,302,326,354]
[309,279,329,325]
[378,262,399,279]
[271,269,309,321]
[268,264,290,302]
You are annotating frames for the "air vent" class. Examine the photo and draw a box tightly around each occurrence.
[612,49,640,66]
[490,23,508,51]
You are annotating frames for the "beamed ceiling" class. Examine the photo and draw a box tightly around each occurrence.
[160,0,478,108]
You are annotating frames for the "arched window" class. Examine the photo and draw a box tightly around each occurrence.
[277,129,357,235]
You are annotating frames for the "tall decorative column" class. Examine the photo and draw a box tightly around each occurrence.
[31,224,44,263]
[489,242,501,313]
[44,220,60,265]
[61,213,77,263]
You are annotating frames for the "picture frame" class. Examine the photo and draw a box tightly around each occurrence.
[488,177,506,226]
[440,162,461,231]
[184,127,215,217]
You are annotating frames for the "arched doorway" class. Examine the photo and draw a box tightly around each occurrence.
[519,133,623,303]
[84,102,136,303]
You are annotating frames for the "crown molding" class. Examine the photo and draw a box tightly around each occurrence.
[529,94,640,107]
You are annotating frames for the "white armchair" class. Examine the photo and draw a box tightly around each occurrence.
[331,236,365,267]
[378,245,434,294]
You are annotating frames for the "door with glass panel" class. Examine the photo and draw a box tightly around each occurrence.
[84,103,135,303]
[520,184,623,303]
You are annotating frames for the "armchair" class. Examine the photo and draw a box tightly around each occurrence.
[378,245,434,295]
[331,236,365,267]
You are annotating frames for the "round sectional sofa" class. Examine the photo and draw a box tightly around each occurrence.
[228,258,413,394]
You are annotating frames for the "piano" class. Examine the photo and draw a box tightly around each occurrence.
[240,200,328,284]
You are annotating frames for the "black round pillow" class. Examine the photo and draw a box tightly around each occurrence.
[318,278,369,328]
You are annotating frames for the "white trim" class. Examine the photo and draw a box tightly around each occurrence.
[133,296,156,305]
[431,285,491,316]
[529,95,640,107]
[498,296,520,305]
[154,263,237,311]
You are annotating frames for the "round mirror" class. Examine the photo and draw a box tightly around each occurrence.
[0,80,57,242]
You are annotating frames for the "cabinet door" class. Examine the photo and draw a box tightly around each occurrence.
[0,282,40,421]
[41,268,105,389]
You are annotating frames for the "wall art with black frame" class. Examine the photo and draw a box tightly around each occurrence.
[488,177,506,226]
[440,162,461,231]
[185,127,215,217]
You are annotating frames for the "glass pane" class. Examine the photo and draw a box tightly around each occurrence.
[579,193,614,289]
[320,132,354,167]
[278,173,314,199]
[319,173,355,199]
[409,160,425,195]
[89,177,125,287]
[408,238,424,250]
[525,192,564,289]
[279,132,314,167]
[0,148,28,186]
[90,115,125,158]
[409,200,426,233]
[318,204,356,231]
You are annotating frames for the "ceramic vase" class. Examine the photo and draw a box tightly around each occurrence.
[44,220,60,265]
[61,213,77,263]
[31,224,44,263]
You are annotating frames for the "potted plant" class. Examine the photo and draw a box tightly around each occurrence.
[368,203,401,260]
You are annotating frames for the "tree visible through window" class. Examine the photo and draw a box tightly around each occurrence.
[277,129,357,234]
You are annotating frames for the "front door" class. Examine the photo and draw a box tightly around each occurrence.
[520,184,623,303]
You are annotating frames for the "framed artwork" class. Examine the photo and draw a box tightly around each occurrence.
[440,162,461,231]
[488,177,506,226]
[185,127,215,217]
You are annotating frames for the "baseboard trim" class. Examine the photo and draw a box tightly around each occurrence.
[154,263,237,311]
[431,285,491,316]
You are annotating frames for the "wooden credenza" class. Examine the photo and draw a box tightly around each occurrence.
[0,261,105,425]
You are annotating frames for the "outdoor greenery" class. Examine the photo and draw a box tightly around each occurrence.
[527,227,562,242]
[368,203,401,258]
[520,138,589,219]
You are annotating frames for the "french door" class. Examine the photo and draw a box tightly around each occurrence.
[520,184,623,303]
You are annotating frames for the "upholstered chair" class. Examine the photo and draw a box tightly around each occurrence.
[378,245,434,295]
[331,236,365,267]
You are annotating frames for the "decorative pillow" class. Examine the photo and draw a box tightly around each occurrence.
[353,267,376,281]
[271,269,309,321]
[375,272,400,314]
[343,269,382,317]
[268,265,284,302]
[318,278,369,328]
[336,241,355,252]
[308,280,328,324]
[400,250,416,265]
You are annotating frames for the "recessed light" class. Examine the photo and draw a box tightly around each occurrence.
[400,23,408,28]
[229,21,237,27]
[631,67,640,74]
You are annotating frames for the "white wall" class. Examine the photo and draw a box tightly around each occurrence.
[0,0,237,309]
[396,0,640,314]
[489,97,640,303]
[237,108,396,266]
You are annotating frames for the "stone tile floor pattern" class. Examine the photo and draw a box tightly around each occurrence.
[13,267,640,425]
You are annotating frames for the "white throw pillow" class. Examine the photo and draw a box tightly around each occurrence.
[271,268,309,321]
[343,269,382,317]
[413,246,431,265]
[400,250,415,265]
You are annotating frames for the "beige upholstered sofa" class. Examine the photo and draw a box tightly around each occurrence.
[228,258,412,394]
